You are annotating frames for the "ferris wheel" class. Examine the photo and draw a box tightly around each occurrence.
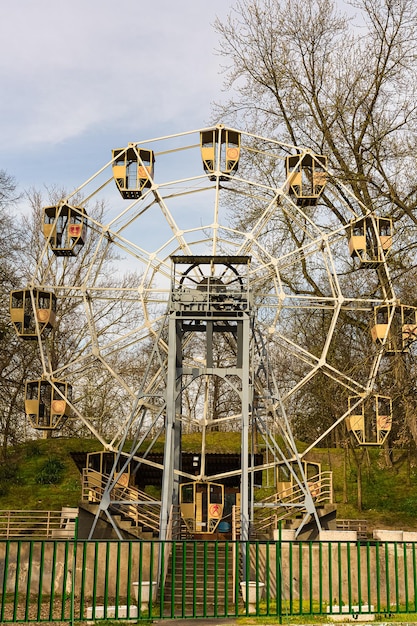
[10,125,417,540]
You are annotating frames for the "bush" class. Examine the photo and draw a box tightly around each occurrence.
[25,442,42,458]
[1,463,20,481]
[36,458,65,485]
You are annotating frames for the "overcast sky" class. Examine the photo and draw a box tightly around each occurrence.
[0,1,236,197]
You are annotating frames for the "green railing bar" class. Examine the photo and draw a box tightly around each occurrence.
[140,538,144,593]
[78,541,87,621]
[233,539,239,616]
[91,541,99,621]
[71,523,78,626]
[347,541,352,610]
[1,539,10,623]
[154,541,161,618]
[394,541,399,611]
[337,541,342,611]
[149,538,155,620]
[214,541,219,617]
[288,540,293,614]
[375,541,381,613]
[366,542,371,611]
[254,541,258,615]
[242,541,248,616]
[64,540,71,621]
[224,541,230,616]
[114,540,121,618]
[12,541,21,622]
[403,540,409,612]
[308,541,313,615]
[192,541,197,618]
[276,535,282,622]
[202,541,208,617]
[24,540,34,621]
[413,541,417,613]
[37,541,45,621]
[298,541,303,615]
[138,539,144,617]
[318,541,323,614]
[265,540,270,615]
[385,542,390,611]
[49,541,58,621]
[104,541,110,617]
[357,540,362,611]
[170,540,176,618]
[181,541,187,617]
[328,541,333,615]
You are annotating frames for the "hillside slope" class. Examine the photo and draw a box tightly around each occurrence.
[0,436,416,533]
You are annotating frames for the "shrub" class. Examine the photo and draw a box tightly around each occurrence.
[36,458,65,485]
[25,442,42,458]
[1,463,20,481]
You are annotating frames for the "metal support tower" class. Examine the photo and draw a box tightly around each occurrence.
[159,255,253,541]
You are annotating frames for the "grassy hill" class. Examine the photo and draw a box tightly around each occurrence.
[0,435,416,533]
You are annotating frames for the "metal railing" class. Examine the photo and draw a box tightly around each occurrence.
[0,509,78,539]
[82,469,161,534]
[251,471,333,535]
[337,518,368,539]
[1,535,417,622]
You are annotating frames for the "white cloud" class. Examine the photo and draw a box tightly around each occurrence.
[0,0,233,155]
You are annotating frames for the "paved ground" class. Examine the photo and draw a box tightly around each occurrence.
[152,617,410,626]
[153,621,241,626]
[153,621,238,625]
[152,617,417,626]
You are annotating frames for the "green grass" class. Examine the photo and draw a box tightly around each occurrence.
[0,437,98,510]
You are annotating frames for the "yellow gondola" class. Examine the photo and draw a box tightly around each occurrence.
[347,394,392,446]
[371,304,417,353]
[180,481,224,535]
[84,451,131,502]
[43,204,87,256]
[25,379,72,430]
[86,451,130,483]
[112,146,154,199]
[10,289,56,339]
[285,153,327,206]
[276,460,322,500]
[348,216,392,267]
[200,127,240,181]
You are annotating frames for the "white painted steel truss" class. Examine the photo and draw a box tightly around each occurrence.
[26,126,397,539]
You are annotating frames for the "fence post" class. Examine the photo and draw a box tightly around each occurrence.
[70,517,78,626]
[276,522,282,623]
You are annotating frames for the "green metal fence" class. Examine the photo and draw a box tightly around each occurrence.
[0,537,416,622]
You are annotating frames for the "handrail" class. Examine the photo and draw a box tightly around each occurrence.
[0,508,78,539]
[337,518,368,539]
[82,468,161,533]
[252,471,333,535]
[261,471,333,505]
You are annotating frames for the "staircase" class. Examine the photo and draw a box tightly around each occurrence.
[162,541,236,616]
[81,468,161,538]
[251,470,335,538]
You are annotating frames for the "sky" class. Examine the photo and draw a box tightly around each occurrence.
[0,1,236,199]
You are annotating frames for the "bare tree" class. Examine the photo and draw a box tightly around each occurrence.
[213,0,417,457]
[4,189,148,445]
[215,0,417,219]
[0,171,30,456]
